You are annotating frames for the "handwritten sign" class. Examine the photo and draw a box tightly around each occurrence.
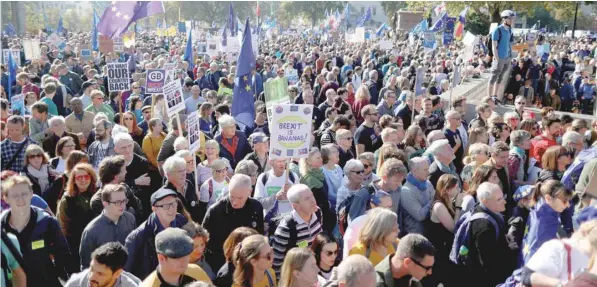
[269,104,313,159]
[2,49,20,65]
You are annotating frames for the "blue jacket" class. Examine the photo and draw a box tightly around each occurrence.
[560,83,575,101]
[252,72,264,96]
[580,83,595,100]
[195,75,213,91]
[521,198,561,265]
[1,206,75,287]
[207,70,224,91]
[124,213,187,280]
[214,130,252,169]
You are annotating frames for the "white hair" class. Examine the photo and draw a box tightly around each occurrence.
[444,110,461,121]
[218,114,236,128]
[343,159,364,175]
[111,124,129,137]
[380,128,398,143]
[163,156,186,176]
[174,150,192,159]
[93,112,109,125]
[337,255,375,285]
[113,132,133,147]
[426,130,446,144]
[287,184,311,204]
[408,157,429,172]
[503,111,520,121]
[48,116,65,127]
[477,182,502,201]
[229,174,252,194]
[173,137,189,151]
[562,131,583,147]
[427,139,451,157]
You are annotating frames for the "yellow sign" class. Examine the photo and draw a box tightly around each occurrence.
[122,31,135,48]
[512,43,529,53]
[157,27,177,37]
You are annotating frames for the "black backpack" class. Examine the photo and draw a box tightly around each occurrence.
[1,228,27,286]
[486,25,514,58]
[337,185,376,236]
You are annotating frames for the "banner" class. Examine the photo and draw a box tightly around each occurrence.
[443,17,456,46]
[122,32,135,48]
[2,49,20,65]
[379,39,393,50]
[197,42,207,54]
[396,11,424,31]
[163,79,185,115]
[157,26,177,37]
[187,111,201,152]
[99,35,114,53]
[23,39,41,60]
[422,31,436,52]
[79,44,93,62]
[269,104,313,159]
[10,94,25,116]
[178,22,187,33]
[207,37,219,57]
[113,37,124,52]
[145,69,166,94]
[107,63,130,92]
[285,69,298,86]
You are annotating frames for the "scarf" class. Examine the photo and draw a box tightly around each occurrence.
[220,135,239,156]
[406,173,427,191]
[301,168,325,189]
[510,146,526,160]
[28,164,50,192]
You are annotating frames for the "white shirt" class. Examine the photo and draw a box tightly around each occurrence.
[343,214,369,258]
[198,178,229,208]
[526,239,590,284]
[55,158,66,174]
[254,171,298,215]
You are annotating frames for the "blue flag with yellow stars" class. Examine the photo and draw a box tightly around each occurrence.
[231,17,256,129]
[521,197,562,266]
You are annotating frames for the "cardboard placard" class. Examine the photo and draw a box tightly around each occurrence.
[269,104,313,159]
[107,63,130,92]
[186,111,201,152]
[2,49,21,65]
[206,37,219,57]
[10,94,25,116]
[163,80,185,115]
[113,37,124,52]
[99,35,114,53]
[379,39,393,50]
[79,44,93,61]
[23,39,41,60]
[145,69,166,94]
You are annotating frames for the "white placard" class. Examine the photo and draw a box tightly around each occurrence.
[269,104,313,159]
[187,111,201,152]
[207,37,219,57]
[113,37,124,52]
[23,39,41,60]
[379,40,393,50]
[226,39,241,62]
[463,32,478,62]
[107,63,130,92]
[355,27,365,43]
[2,49,21,65]
[163,80,185,115]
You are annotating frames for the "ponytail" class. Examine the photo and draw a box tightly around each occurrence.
[532,183,542,203]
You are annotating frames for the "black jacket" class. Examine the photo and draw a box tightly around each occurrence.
[43,173,68,214]
[464,204,514,287]
[244,152,268,175]
[203,197,264,272]
[24,168,56,196]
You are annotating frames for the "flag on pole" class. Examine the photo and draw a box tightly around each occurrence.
[232,18,256,129]
[434,2,447,16]
[4,23,17,37]
[92,9,100,51]
[212,21,217,28]
[98,1,165,38]
[344,3,350,28]
[429,11,447,32]
[228,2,237,36]
[454,7,468,41]
[7,53,17,100]
[356,7,372,27]
[531,23,538,31]
[56,16,64,34]
[256,1,260,17]
[221,23,228,47]
[376,22,390,37]
[411,19,428,35]
[184,29,193,69]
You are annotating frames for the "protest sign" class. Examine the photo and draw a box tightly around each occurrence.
[163,79,185,115]
[463,32,478,62]
[207,37,219,57]
[443,17,456,46]
[285,69,298,86]
[23,39,41,60]
[264,77,290,119]
[107,63,130,92]
[526,32,537,43]
[379,40,393,50]
[226,40,241,62]
[79,44,93,61]
[355,27,365,43]
[186,111,201,152]
[269,104,313,159]
[10,94,25,116]
[163,63,177,84]
[2,49,20,65]
[99,35,114,53]
[47,33,66,50]
[113,37,124,52]
[123,32,135,48]
[197,42,207,54]
[145,69,167,94]
[422,31,436,52]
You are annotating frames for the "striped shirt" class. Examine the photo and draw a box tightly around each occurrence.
[271,209,322,276]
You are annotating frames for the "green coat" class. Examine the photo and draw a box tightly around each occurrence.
[375,254,424,287]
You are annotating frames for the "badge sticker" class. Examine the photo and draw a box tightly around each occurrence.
[297,240,308,248]
[252,221,257,228]
[32,240,45,250]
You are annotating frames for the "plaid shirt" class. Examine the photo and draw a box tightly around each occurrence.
[1,137,38,172]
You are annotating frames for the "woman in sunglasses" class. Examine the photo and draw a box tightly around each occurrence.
[537,145,573,183]
[231,234,276,287]
[23,144,57,196]
[56,163,98,270]
[122,111,146,147]
[310,232,338,282]
[491,122,512,145]
[198,158,230,209]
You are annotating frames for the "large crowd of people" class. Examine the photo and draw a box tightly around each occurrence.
[2,8,597,287]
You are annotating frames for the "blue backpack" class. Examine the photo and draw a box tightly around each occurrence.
[449,210,499,266]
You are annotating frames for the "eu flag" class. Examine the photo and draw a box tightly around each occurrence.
[92,9,100,51]
[4,23,17,37]
[98,1,165,38]
[7,53,17,100]
[231,18,256,129]
[57,16,64,34]
[184,29,193,70]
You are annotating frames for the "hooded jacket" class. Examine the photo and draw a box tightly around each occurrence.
[65,269,141,287]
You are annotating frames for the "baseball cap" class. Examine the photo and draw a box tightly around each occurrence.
[513,185,534,203]
[150,187,177,206]
[155,228,194,258]
[251,132,269,145]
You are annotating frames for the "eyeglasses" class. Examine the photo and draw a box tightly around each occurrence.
[215,168,227,174]
[155,201,177,210]
[362,164,371,169]
[28,154,43,159]
[109,198,129,206]
[409,257,433,271]
[352,170,365,174]
[323,249,338,256]
[75,174,91,181]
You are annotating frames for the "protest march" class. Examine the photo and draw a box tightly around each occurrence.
[3,1,597,287]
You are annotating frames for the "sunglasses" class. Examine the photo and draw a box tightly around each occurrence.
[323,249,338,256]
[28,154,43,159]
[215,168,227,174]
[409,257,433,271]
[352,170,365,174]
[362,164,371,169]
[75,174,91,181]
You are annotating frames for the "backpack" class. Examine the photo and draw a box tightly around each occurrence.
[449,210,499,266]
[486,25,514,58]
[268,208,322,248]
[207,177,230,202]
[337,185,376,236]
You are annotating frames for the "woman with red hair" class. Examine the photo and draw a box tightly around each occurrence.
[122,111,146,147]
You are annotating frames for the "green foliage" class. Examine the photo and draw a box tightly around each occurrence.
[380,1,408,27]
[281,1,344,27]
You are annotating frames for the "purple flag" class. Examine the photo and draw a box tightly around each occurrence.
[98,1,164,38]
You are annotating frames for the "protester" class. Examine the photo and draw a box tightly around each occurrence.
[349,207,399,266]
[277,248,321,287]
[22,144,56,195]
[214,227,260,287]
